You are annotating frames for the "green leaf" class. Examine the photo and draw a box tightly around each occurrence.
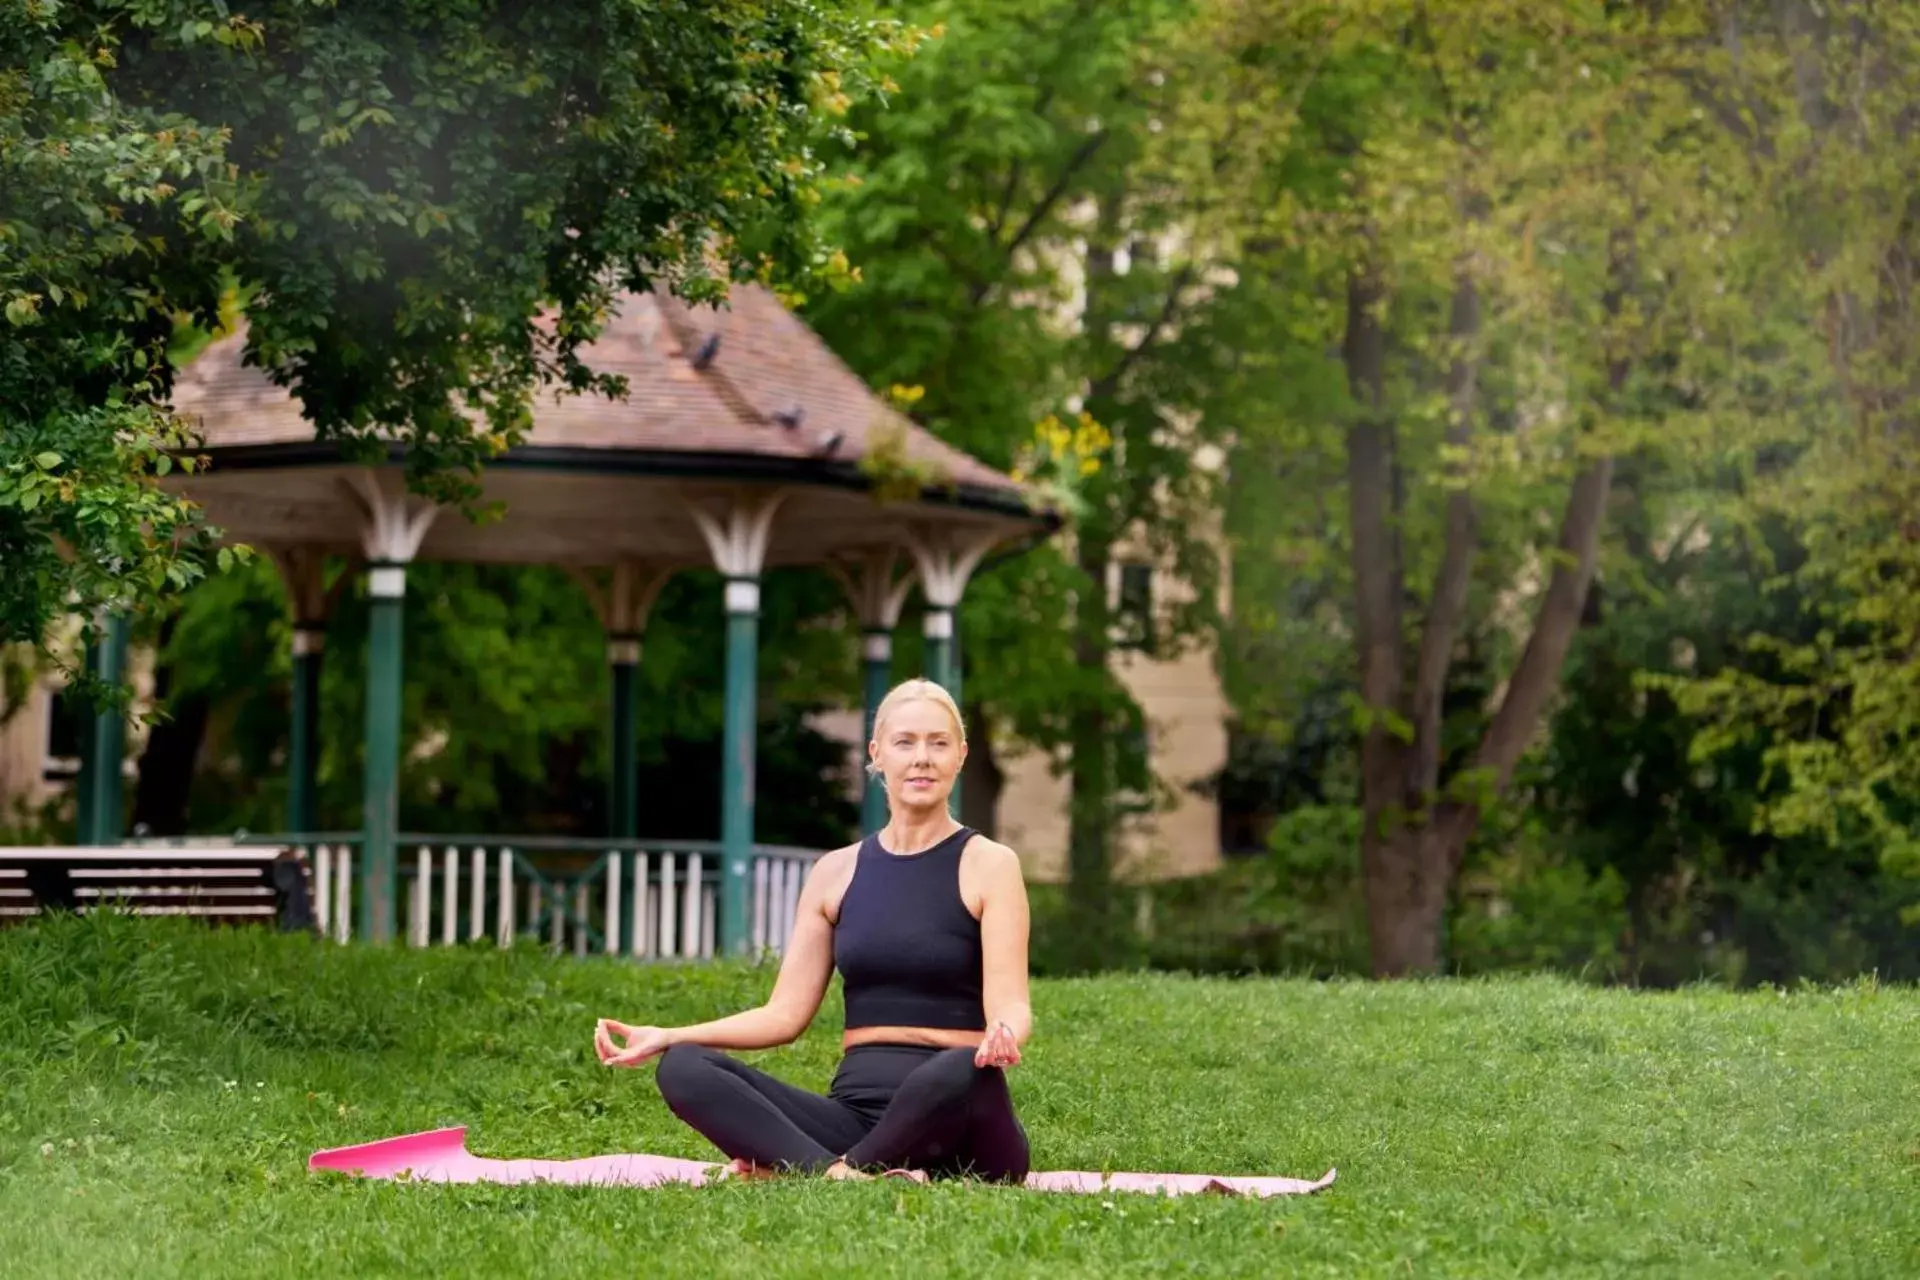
[34,452,62,470]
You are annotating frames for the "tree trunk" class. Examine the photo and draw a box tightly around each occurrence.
[1366,824,1455,977]
[1392,247,1630,955]
[960,696,1003,839]
[1344,255,1434,977]
[1065,536,1114,964]
[1345,201,1619,975]
[1063,194,1127,967]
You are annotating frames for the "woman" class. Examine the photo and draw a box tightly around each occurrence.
[593,678,1033,1183]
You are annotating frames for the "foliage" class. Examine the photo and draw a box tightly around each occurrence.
[1617,3,1920,911]
[806,0,1244,951]
[4,0,909,671]
[0,2,242,675]
[1180,0,1920,973]
[106,0,913,498]
[143,558,858,846]
[3,915,1918,1275]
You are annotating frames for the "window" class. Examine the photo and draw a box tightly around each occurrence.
[43,687,81,782]
[1116,561,1155,652]
[1116,720,1153,810]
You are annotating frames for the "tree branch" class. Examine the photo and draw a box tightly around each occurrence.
[1458,224,1634,812]
[1466,455,1614,793]
[1410,267,1481,793]
[1345,251,1404,718]
[1092,261,1196,399]
[993,128,1110,262]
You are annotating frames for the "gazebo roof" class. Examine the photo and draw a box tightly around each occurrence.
[165,286,1047,569]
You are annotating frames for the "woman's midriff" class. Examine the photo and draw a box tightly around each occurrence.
[842,1025,982,1051]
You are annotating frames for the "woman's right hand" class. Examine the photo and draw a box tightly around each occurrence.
[595,1019,672,1067]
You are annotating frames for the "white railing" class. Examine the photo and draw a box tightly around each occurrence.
[316,843,819,958]
[6,837,820,959]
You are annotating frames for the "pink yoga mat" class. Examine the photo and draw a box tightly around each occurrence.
[309,1127,1336,1199]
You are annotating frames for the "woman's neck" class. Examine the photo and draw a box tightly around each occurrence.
[882,810,962,855]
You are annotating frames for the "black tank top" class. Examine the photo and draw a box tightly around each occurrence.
[833,826,986,1031]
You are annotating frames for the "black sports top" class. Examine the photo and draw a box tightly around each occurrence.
[833,826,986,1031]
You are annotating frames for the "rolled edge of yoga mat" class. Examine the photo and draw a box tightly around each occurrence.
[308,1126,472,1178]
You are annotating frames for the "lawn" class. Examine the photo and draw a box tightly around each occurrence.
[2,914,1915,1278]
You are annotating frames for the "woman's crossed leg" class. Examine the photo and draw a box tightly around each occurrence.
[654,1043,866,1172]
[654,1043,1029,1182]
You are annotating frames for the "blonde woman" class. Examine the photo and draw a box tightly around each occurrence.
[593,678,1033,1182]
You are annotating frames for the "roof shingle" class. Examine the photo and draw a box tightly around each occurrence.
[168,285,1019,496]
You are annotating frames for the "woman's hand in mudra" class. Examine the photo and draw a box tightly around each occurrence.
[974,1020,1021,1069]
[595,1019,671,1067]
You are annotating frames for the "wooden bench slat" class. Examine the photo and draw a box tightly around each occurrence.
[0,848,288,863]
[0,846,316,933]
[76,887,276,900]
[66,869,272,882]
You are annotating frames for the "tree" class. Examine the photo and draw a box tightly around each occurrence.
[1186,0,1745,974]
[1,2,242,677]
[4,0,909,672]
[806,0,1245,960]
[1648,2,1920,911]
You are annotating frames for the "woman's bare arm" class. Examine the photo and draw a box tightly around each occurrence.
[974,840,1033,1046]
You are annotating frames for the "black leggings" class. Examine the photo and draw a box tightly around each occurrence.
[653,1042,1030,1182]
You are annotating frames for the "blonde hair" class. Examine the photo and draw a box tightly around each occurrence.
[865,679,966,778]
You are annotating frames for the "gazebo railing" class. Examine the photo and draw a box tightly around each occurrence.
[305,835,815,958]
[75,833,822,956]
[113,832,818,956]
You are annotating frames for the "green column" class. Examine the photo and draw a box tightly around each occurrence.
[288,626,324,836]
[75,613,129,844]
[949,615,965,821]
[608,635,640,839]
[720,577,759,954]
[360,563,406,943]
[924,605,963,820]
[860,627,893,834]
[948,611,964,714]
[924,605,955,693]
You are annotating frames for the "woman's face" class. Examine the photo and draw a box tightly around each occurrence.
[870,697,966,816]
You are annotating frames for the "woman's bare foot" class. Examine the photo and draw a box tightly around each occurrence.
[822,1159,874,1182]
[881,1168,930,1183]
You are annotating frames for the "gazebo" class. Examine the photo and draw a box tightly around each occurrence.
[80,285,1048,952]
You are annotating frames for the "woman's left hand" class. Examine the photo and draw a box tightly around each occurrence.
[974,1020,1021,1069]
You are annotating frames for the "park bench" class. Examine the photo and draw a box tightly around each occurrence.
[0,845,317,932]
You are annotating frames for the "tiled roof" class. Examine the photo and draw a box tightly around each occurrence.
[168,285,1020,496]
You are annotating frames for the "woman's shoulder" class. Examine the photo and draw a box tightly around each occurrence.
[959,833,1025,879]
[813,840,862,879]
[808,841,864,911]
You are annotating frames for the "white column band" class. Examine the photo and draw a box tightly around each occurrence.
[292,628,327,657]
[368,565,407,599]
[862,631,893,663]
[923,608,954,640]
[725,578,761,615]
[607,638,642,665]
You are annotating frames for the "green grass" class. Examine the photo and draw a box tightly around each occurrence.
[2,915,1916,1278]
